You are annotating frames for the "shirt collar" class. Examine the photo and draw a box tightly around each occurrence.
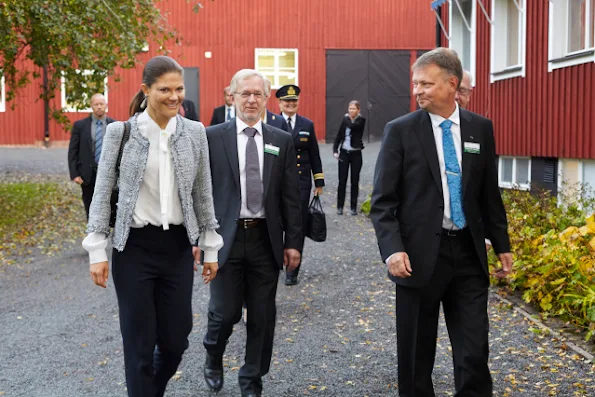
[91,114,106,123]
[282,113,295,123]
[236,117,263,136]
[138,109,177,133]
[428,103,460,129]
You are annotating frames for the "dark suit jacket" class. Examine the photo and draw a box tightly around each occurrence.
[265,110,288,131]
[291,114,324,188]
[180,99,199,121]
[67,115,115,185]
[370,108,510,288]
[210,105,228,126]
[333,115,366,153]
[206,120,303,268]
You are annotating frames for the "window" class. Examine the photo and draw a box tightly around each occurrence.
[490,0,526,81]
[548,0,595,71]
[255,48,298,89]
[558,159,595,206]
[61,70,108,112]
[498,157,531,190]
[449,0,476,84]
[0,76,5,112]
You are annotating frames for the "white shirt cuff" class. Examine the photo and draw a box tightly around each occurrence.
[485,238,492,246]
[82,232,109,264]
[385,252,398,265]
[198,229,224,263]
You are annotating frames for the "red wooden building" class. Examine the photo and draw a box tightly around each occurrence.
[0,0,438,146]
[435,0,595,193]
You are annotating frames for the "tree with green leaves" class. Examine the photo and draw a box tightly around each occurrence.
[0,0,204,130]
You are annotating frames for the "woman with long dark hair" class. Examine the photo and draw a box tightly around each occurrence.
[83,55,222,397]
[333,100,366,215]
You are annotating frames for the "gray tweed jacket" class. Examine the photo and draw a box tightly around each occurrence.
[86,114,219,251]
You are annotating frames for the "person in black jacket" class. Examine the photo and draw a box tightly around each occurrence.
[276,84,325,285]
[179,99,199,121]
[332,100,366,215]
[209,86,235,126]
[67,93,115,219]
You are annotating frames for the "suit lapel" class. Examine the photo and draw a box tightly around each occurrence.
[262,124,277,200]
[292,115,302,138]
[459,109,473,197]
[415,112,443,194]
[221,122,241,191]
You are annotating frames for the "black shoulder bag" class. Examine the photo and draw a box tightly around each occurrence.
[109,121,131,228]
[306,195,327,242]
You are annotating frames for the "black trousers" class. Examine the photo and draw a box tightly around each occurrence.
[395,229,491,397]
[203,222,279,395]
[80,171,96,220]
[287,176,311,278]
[337,149,362,210]
[112,224,193,397]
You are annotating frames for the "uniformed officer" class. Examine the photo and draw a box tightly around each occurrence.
[276,84,325,286]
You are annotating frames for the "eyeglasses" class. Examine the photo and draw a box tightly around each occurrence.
[458,87,473,95]
[235,91,265,99]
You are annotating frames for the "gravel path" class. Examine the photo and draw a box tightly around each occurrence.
[1,143,594,396]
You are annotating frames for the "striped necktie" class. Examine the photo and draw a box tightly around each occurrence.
[95,120,103,164]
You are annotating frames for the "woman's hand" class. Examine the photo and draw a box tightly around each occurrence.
[333,153,339,159]
[202,262,219,284]
[90,261,109,288]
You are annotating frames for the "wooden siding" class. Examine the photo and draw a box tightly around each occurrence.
[0,0,436,145]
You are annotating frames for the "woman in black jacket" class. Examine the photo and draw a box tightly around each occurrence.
[332,100,366,215]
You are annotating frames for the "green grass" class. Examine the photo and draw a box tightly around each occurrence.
[0,180,87,267]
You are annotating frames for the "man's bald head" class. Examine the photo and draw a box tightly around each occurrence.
[90,93,107,118]
[455,71,473,109]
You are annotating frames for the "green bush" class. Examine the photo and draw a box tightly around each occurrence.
[490,187,595,340]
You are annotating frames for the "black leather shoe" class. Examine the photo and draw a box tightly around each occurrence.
[337,208,343,215]
[285,275,298,286]
[350,208,357,215]
[204,355,223,392]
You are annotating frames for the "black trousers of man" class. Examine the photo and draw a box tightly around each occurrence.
[203,221,279,395]
[395,228,491,397]
[112,224,193,397]
[337,149,362,211]
[81,167,97,220]
[286,173,311,279]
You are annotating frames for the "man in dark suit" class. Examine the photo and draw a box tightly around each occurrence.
[276,84,325,285]
[202,69,302,397]
[67,93,115,219]
[370,48,513,397]
[209,86,235,125]
[179,98,199,121]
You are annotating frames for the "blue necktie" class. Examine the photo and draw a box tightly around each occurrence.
[226,107,231,121]
[95,120,103,164]
[440,119,466,228]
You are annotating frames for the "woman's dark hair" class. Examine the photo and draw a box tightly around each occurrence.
[349,100,361,110]
[129,56,184,116]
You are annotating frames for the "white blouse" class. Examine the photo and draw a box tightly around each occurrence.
[82,110,223,264]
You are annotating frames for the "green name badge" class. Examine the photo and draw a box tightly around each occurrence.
[264,143,280,156]
[464,142,480,154]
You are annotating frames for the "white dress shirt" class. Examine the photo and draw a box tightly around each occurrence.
[282,113,296,130]
[428,104,465,230]
[82,110,223,264]
[225,105,235,121]
[236,118,266,219]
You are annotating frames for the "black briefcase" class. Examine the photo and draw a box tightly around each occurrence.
[306,195,327,242]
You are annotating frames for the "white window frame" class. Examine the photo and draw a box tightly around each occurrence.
[0,76,5,112]
[548,0,595,72]
[557,158,595,207]
[60,70,108,113]
[490,0,527,82]
[498,156,531,190]
[449,0,477,86]
[254,48,298,89]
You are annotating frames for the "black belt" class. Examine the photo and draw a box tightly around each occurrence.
[341,148,362,153]
[441,227,469,237]
[237,218,266,229]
